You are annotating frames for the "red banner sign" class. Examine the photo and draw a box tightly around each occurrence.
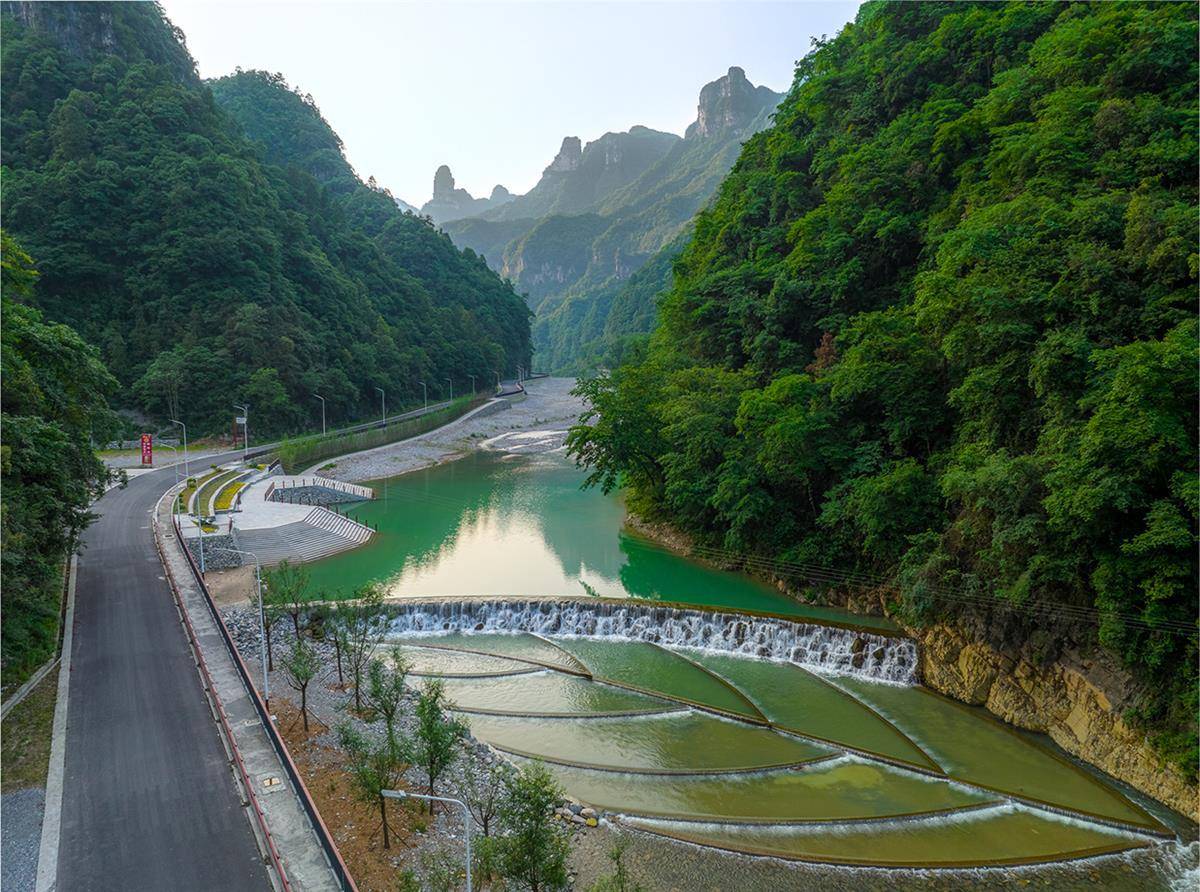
[140,433,152,466]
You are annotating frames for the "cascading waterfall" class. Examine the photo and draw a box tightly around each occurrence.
[383,598,919,683]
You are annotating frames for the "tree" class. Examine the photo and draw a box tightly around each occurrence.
[1,233,118,684]
[282,635,319,734]
[494,761,570,892]
[343,584,386,711]
[365,647,409,746]
[463,757,512,838]
[337,723,408,850]
[263,559,312,637]
[412,679,467,812]
[322,604,347,687]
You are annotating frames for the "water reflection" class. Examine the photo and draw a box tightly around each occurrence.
[306,451,866,622]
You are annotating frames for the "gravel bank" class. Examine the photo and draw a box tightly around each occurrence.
[309,377,584,484]
[1,788,44,892]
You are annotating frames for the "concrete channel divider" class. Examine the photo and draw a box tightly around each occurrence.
[155,486,355,892]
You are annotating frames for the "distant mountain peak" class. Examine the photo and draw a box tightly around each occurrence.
[545,136,582,174]
[433,164,456,196]
[686,65,780,140]
[422,164,512,224]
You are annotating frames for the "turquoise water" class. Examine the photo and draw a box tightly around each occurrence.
[304,451,895,630]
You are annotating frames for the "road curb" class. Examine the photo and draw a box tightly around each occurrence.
[35,554,77,892]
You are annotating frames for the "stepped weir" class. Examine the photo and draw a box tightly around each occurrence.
[383,597,919,683]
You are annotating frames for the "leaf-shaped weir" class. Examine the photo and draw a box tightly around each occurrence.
[833,678,1164,833]
[462,711,832,774]
[550,636,766,722]
[682,650,938,771]
[621,805,1152,868]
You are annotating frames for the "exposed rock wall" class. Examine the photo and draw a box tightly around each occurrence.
[913,622,1197,821]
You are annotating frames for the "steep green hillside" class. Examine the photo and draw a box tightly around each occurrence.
[1,4,530,437]
[445,67,781,372]
[569,2,1198,769]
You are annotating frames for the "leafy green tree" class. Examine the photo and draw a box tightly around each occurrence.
[365,647,409,747]
[411,679,467,812]
[342,583,386,712]
[1,232,118,685]
[263,558,312,637]
[282,635,319,734]
[494,761,570,892]
[336,723,408,850]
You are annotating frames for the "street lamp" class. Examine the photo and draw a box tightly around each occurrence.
[495,370,501,392]
[381,790,471,891]
[158,443,179,483]
[207,546,269,707]
[446,377,453,401]
[468,374,476,396]
[374,387,386,425]
[170,419,189,480]
[313,394,326,436]
[233,403,249,463]
[417,380,427,411]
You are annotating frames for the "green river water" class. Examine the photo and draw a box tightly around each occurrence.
[304,450,1192,879]
[305,451,894,630]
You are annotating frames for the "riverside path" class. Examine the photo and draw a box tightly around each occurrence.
[55,451,270,891]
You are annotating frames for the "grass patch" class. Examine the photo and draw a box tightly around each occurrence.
[274,397,484,473]
[1,665,59,792]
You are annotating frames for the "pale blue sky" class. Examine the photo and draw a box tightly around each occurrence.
[162,1,859,205]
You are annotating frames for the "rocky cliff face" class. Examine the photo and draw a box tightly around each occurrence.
[420,164,513,224]
[686,65,779,139]
[913,622,1197,821]
[545,136,582,173]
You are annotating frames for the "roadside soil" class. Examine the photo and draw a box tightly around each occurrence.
[1,665,58,791]
[206,564,256,609]
[272,696,420,892]
[311,377,584,483]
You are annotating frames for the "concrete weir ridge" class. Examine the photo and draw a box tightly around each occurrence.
[382,598,919,683]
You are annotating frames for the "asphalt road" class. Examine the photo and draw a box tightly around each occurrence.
[57,453,270,891]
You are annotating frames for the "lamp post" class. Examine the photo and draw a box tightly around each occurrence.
[468,374,476,396]
[207,546,268,706]
[495,370,501,392]
[446,377,453,401]
[159,443,179,483]
[233,403,249,463]
[374,387,386,425]
[170,419,189,480]
[381,790,471,891]
[313,394,326,435]
[417,380,427,411]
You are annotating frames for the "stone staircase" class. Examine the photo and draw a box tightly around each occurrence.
[236,506,373,566]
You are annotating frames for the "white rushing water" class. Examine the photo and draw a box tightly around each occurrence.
[383,598,919,683]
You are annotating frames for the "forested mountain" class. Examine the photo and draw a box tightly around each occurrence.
[442,67,781,371]
[569,2,1198,769]
[1,2,531,438]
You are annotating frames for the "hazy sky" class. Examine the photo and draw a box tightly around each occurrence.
[161,1,859,206]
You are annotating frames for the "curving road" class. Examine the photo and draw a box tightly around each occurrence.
[57,452,270,891]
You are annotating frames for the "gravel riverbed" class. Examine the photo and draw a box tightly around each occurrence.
[306,377,584,483]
